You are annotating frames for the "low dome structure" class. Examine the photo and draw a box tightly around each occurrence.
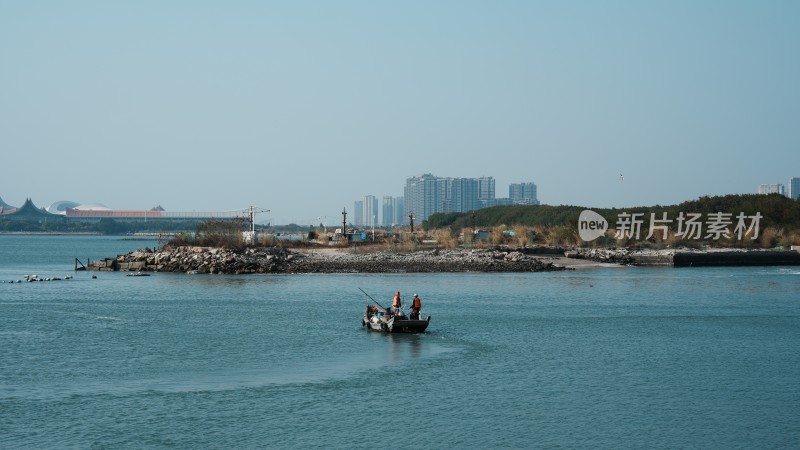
[73,203,112,211]
[46,200,81,215]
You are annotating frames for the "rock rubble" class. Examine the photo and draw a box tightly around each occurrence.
[95,247,568,274]
[570,248,637,265]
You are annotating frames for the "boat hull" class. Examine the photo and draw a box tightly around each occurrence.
[386,317,430,333]
[362,305,430,333]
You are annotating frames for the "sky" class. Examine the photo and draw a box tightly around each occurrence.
[1,1,798,224]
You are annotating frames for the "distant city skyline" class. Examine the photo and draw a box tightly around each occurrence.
[757,177,800,200]
[5,169,800,225]
[349,175,540,227]
[2,2,798,224]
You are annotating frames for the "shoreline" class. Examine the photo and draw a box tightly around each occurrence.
[0,231,104,236]
[82,244,800,275]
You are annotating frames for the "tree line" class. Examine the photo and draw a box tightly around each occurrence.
[424,194,800,232]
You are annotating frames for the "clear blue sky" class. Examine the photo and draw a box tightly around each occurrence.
[2,1,798,224]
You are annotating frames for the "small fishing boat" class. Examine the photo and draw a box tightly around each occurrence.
[362,304,430,333]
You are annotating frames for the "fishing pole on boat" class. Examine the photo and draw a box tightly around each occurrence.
[358,287,387,311]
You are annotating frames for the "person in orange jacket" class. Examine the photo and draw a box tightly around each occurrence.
[410,293,422,319]
[392,291,402,315]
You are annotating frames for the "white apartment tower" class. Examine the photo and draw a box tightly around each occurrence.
[758,184,785,196]
[788,177,800,200]
[362,195,378,227]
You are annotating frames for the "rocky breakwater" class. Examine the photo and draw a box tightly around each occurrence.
[568,248,638,265]
[95,247,568,274]
[92,247,294,274]
[288,248,567,273]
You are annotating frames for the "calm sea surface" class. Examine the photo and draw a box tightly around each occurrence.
[1,235,799,449]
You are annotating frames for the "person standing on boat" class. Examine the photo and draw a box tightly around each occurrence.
[410,294,422,319]
[392,291,402,315]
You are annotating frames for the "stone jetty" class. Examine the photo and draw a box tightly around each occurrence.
[88,246,568,274]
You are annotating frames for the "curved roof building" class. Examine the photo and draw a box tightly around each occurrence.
[0,196,17,213]
[46,200,81,215]
[1,198,61,220]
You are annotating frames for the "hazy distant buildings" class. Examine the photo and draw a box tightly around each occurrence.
[509,182,540,205]
[381,196,405,226]
[1,197,242,223]
[351,195,405,227]
[788,177,800,200]
[758,184,785,196]
[448,177,489,213]
[403,174,539,222]
[381,196,393,226]
[395,197,405,225]
[353,200,363,226]
[364,195,378,227]
[351,175,538,226]
[353,196,379,227]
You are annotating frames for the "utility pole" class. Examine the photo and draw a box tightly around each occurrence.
[243,206,269,244]
[249,206,255,235]
[409,212,415,233]
[342,207,347,240]
[472,211,477,235]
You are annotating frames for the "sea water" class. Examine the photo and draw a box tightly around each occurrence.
[1,235,799,449]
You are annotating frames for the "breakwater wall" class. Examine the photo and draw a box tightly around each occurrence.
[672,251,800,267]
[573,248,800,267]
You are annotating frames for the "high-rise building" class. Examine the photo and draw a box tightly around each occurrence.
[377,196,406,226]
[478,177,495,201]
[405,174,497,222]
[362,195,378,227]
[448,178,481,213]
[509,182,540,205]
[394,196,405,225]
[788,177,800,200]
[758,184,785,196]
[405,174,440,223]
[381,196,394,226]
[353,200,363,226]
[355,195,404,227]
[365,176,539,226]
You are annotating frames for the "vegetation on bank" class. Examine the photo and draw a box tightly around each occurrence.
[422,194,800,249]
[424,194,800,231]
